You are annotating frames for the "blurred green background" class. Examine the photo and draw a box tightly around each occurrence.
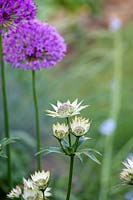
[0,0,133,199]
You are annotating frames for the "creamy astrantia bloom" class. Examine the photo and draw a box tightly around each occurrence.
[53,123,69,139]
[120,158,133,185]
[7,186,22,198]
[71,116,90,136]
[31,171,50,191]
[46,99,88,118]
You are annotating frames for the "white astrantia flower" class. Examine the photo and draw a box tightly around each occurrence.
[99,118,116,135]
[71,116,90,137]
[53,123,69,139]
[46,99,88,118]
[7,186,22,199]
[31,171,50,191]
[120,157,133,185]
[23,178,34,189]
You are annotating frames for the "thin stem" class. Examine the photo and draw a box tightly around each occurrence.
[66,117,72,147]
[66,155,74,200]
[74,137,79,152]
[0,34,12,188]
[32,70,41,170]
[99,30,123,200]
[58,139,67,154]
[42,191,45,200]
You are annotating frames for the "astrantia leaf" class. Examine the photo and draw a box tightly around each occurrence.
[75,152,83,162]
[77,148,101,164]
[78,136,91,146]
[83,152,101,165]
[61,139,69,148]
[0,137,19,147]
[36,147,63,156]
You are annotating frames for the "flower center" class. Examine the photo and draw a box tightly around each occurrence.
[2,12,10,20]
[58,103,74,117]
[74,126,85,135]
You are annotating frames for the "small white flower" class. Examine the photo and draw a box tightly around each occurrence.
[99,118,116,135]
[109,16,122,31]
[23,178,34,189]
[120,157,133,185]
[71,116,90,136]
[31,171,50,191]
[46,99,88,118]
[53,123,69,139]
[7,186,22,199]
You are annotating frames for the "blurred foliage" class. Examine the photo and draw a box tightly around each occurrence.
[0,1,133,200]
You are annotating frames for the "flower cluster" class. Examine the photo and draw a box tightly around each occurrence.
[47,99,90,139]
[3,19,67,70]
[120,157,133,185]
[7,170,51,199]
[0,0,36,31]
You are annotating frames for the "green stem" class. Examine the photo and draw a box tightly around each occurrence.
[0,34,12,188]
[74,137,79,152]
[66,155,74,200]
[67,117,72,147]
[32,70,42,170]
[42,191,45,200]
[99,30,123,200]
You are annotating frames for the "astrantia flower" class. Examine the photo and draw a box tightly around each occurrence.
[53,123,69,139]
[120,158,133,185]
[71,116,90,136]
[3,19,66,70]
[0,0,36,31]
[31,171,50,191]
[7,186,22,199]
[46,99,88,118]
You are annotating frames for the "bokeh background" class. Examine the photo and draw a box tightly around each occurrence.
[0,0,133,199]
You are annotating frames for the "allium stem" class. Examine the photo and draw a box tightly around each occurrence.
[99,29,123,200]
[0,34,12,188]
[32,70,42,170]
[66,155,74,200]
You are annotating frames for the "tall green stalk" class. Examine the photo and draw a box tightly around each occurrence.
[99,30,123,200]
[32,70,41,170]
[66,155,74,200]
[0,34,12,188]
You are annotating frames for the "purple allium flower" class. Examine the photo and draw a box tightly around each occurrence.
[0,0,36,31]
[3,20,67,70]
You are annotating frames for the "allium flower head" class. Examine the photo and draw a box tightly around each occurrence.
[53,123,69,139]
[120,157,133,185]
[7,185,22,199]
[31,170,50,191]
[3,19,66,70]
[46,99,88,118]
[0,0,36,31]
[71,116,90,136]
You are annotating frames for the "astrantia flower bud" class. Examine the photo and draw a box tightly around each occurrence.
[31,171,50,191]
[7,186,22,199]
[53,123,69,139]
[0,0,36,31]
[120,158,133,185]
[71,116,90,137]
[3,19,66,70]
[46,99,88,118]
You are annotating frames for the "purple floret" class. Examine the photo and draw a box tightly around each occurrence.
[3,20,67,70]
[0,0,36,31]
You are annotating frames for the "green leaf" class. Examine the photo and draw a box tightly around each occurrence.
[78,136,91,146]
[36,147,63,156]
[0,137,19,147]
[77,148,101,164]
[83,152,101,165]
[75,152,83,162]
[61,139,69,148]
[79,148,102,156]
